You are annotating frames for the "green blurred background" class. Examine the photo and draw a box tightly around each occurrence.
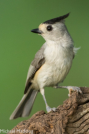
[0,0,89,131]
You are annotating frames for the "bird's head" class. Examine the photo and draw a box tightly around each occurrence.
[31,13,70,42]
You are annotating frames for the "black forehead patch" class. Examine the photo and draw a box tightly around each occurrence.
[43,13,70,24]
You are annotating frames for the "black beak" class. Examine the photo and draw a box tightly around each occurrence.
[31,28,42,34]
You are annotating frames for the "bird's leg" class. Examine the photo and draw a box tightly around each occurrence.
[54,86,82,97]
[40,88,56,112]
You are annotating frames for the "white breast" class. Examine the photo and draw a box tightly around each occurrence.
[34,42,73,89]
[45,44,73,80]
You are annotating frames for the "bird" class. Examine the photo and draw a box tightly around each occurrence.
[10,13,82,120]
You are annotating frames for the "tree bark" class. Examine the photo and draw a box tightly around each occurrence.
[8,87,89,134]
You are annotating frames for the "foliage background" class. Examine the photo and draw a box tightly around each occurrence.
[0,0,89,131]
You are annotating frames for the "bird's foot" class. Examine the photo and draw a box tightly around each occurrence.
[54,85,82,97]
[46,105,56,113]
[66,86,82,97]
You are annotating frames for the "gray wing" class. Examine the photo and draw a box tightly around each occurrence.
[24,43,46,94]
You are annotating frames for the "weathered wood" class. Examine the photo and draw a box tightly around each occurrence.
[8,87,89,134]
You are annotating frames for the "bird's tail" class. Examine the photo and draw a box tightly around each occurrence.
[10,89,38,120]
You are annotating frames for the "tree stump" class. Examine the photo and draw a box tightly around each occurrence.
[8,87,89,134]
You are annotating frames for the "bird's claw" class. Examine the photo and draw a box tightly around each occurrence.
[67,86,82,97]
[46,105,56,113]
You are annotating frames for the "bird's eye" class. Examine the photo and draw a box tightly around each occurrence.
[47,25,52,31]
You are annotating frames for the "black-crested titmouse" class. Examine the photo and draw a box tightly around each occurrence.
[10,13,82,120]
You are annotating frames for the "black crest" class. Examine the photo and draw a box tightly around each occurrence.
[43,13,70,24]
